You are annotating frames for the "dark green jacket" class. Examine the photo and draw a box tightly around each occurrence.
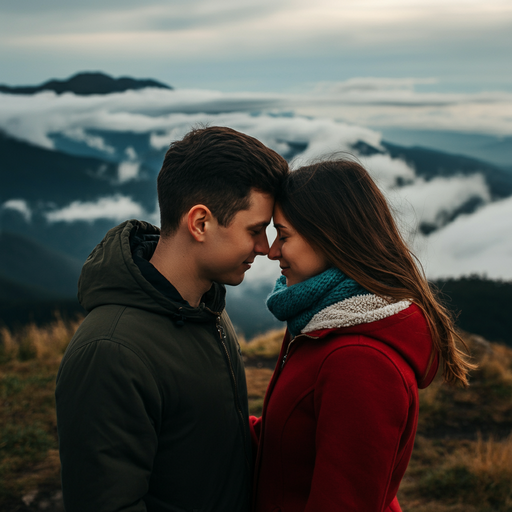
[56,220,251,512]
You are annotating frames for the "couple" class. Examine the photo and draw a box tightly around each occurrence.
[56,126,471,512]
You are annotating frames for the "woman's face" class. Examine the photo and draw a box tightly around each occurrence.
[268,204,330,287]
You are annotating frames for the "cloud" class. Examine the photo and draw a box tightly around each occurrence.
[2,83,512,159]
[313,77,439,95]
[2,199,32,222]
[117,161,140,182]
[2,0,511,57]
[294,83,512,134]
[62,128,116,154]
[419,196,512,280]
[363,153,416,189]
[45,195,144,223]
[393,174,491,229]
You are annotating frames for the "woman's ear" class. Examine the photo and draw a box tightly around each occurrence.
[187,204,213,242]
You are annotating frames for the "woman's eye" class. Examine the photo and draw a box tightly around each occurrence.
[279,237,287,241]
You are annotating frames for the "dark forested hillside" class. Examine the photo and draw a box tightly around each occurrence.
[434,276,512,345]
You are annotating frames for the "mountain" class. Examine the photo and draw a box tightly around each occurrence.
[0,231,86,329]
[0,131,157,261]
[434,276,512,345]
[0,131,156,207]
[378,128,512,170]
[0,72,172,96]
[0,231,83,298]
[50,129,166,174]
[382,142,512,199]
[0,274,56,301]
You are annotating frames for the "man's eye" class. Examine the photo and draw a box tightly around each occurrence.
[251,230,262,235]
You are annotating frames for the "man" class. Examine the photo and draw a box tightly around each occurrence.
[55,126,288,512]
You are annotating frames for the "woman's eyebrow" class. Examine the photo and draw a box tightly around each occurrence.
[274,223,287,229]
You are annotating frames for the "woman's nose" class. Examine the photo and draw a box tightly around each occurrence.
[254,234,270,256]
[268,239,281,260]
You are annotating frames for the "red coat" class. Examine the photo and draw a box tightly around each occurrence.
[251,302,437,512]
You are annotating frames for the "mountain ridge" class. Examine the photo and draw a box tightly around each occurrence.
[0,72,172,96]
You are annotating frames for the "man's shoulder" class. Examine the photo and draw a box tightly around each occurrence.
[62,305,161,366]
[66,304,231,371]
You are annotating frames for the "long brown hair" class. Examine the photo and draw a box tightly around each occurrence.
[278,159,475,386]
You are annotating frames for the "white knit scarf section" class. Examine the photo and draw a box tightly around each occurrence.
[302,294,411,333]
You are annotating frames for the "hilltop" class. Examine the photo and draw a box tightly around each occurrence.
[0,72,172,96]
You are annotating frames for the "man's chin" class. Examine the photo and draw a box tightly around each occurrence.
[219,271,246,287]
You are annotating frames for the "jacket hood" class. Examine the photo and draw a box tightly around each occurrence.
[302,295,438,388]
[78,219,226,320]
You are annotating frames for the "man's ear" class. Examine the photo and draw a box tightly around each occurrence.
[187,205,213,242]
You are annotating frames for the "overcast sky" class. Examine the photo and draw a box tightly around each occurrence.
[1,0,512,94]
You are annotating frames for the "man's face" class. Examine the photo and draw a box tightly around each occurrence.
[200,189,274,286]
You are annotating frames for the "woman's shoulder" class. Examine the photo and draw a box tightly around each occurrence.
[304,299,433,389]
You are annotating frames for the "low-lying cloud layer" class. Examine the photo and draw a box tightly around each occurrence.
[2,81,512,151]
[2,86,510,280]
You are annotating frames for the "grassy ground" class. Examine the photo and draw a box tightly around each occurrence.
[1,320,511,511]
[0,316,80,511]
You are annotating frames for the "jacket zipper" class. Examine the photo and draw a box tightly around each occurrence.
[281,333,319,369]
[215,316,250,469]
[252,331,319,508]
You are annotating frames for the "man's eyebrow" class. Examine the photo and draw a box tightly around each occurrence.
[248,221,270,229]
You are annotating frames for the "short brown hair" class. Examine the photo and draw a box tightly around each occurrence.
[157,126,289,236]
[278,159,475,386]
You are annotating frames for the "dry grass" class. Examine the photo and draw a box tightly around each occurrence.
[2,318,512,511]
[417,333,512,438]
[400,435,512,512]
[0,314,83,363]
[0,315,82,506]
[239,328,285,360]
[400,333,512,512]
[240,329,284,416]
[245,367,274,416]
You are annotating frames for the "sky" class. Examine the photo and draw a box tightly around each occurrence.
[1,0,512,95]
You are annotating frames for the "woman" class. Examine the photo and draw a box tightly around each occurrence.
[250,159,473,512]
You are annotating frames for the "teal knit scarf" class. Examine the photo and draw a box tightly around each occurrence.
[266,267,369,338]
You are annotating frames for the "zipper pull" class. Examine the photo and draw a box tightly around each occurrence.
[281,354,287,369]
[216,317,226,341]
